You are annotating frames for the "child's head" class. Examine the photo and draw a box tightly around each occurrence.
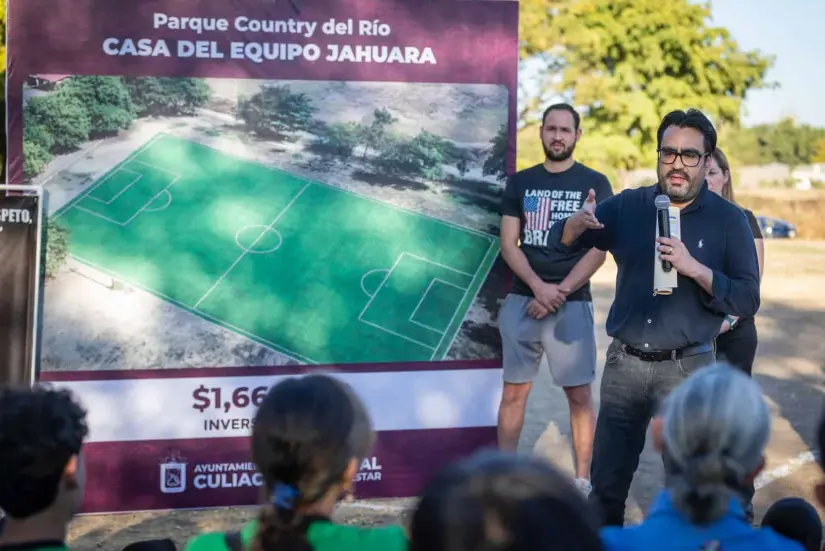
[410,450,603,551]
[251,374,374,551]
[761,497,822,551]
[0,385,88,521]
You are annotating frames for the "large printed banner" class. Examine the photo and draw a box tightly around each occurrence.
[7,0,518,513]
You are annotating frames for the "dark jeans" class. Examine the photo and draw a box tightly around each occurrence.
[715,317,758,376]
[588,339,716,527]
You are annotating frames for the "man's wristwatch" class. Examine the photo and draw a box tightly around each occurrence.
[724,315,738,330]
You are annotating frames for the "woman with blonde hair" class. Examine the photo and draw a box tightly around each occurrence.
[706,148,764,376]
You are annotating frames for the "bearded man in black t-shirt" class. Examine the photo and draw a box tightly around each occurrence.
[497,103,613,494]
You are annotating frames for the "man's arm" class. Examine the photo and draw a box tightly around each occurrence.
[549,191,621,253]
[500,216,565,311]
[659,211,760,318]
[558,248,607,294]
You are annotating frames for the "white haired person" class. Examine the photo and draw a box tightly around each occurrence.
[600,364,804,551]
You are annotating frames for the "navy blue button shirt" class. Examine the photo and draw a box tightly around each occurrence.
[550,182,760,351]
[601,490,805,551]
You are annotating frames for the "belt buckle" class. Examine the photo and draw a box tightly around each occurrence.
[670,349,678,361]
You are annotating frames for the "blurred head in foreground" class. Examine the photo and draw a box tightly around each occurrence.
[409,450,603,551]
[816,404,825,508]
[251,374,374,551]
[652,363,770,525]
[761,497,823,551]
[0,384,88,543]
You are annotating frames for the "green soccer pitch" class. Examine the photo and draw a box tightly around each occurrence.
[52,133,500,365]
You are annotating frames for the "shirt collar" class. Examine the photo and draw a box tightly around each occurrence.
[648,489,746,521]
[651,180,710,214]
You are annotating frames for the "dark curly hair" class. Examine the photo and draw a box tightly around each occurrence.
[0,384,88,518]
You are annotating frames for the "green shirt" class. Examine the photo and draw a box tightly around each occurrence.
[0,541,67,551]
[184,519,407,551]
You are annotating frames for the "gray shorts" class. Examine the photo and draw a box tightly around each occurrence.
[498,293,597,387]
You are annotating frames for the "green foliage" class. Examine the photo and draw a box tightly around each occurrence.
[24,91,91,151]
[517,0,774,173]
[60,76,136,135]
[124,77,211,117]
[813,138,825,164]
[723,118,825,167]
[22,140,51,180]
[44,219,70,278]
[374,131,456,180]
[237,84,316,140]
[315,122,363,158]
[21,76,212,180]
[358,108,398,158]
[483,124,508,182]
[24,120,55,151]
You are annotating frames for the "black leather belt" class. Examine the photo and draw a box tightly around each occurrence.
[624,342,713,362]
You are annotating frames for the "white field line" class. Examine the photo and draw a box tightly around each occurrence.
[754,450,819,491]
[193,184,310,309]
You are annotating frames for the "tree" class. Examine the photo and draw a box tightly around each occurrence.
[813,138,825,164]
[517,0,775,174]
[483,123,508,182]
[314,122,362,159]
[358,108,398,159]
[24,91,91,151]
[44,220,70,278]
[237,84,316,140]
[61,76,136,136]
[24,121,55,151]
[374,131,455,180]
[723,118,825,166]
[124,77,210,116]
[23,140,51,180]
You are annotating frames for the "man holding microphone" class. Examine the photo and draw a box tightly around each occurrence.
[547,108,761,526]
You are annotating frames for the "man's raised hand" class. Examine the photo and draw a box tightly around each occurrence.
[577,188,603,230]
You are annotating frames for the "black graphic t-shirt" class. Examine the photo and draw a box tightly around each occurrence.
[501,162,614,301]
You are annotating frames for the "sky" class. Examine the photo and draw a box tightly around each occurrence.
[518,1,825,128]
[709,0,825,127]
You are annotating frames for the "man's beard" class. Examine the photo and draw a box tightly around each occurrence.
[658,167,704,203]
[543,140,576,162]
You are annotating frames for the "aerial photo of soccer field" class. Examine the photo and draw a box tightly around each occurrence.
[52,133,499,365]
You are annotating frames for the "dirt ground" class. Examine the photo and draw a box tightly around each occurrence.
[66,238,825,550]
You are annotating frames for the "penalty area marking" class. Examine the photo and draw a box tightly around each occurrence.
[144,190,173,213]
[86,168,143,205]
[360,269,390,298]
[357,253,474,350]
[409,278,468,335]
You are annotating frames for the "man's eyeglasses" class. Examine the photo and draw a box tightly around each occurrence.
[657,148,706,167]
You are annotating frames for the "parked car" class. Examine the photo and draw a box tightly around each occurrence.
[756,215,796,239]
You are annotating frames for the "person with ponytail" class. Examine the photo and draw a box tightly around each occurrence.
[600,364,804,551]
[184,374,408,551]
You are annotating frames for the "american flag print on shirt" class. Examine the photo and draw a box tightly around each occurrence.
[523,195,552,230]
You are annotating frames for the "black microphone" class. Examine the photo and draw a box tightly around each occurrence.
[655,194,672,272]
